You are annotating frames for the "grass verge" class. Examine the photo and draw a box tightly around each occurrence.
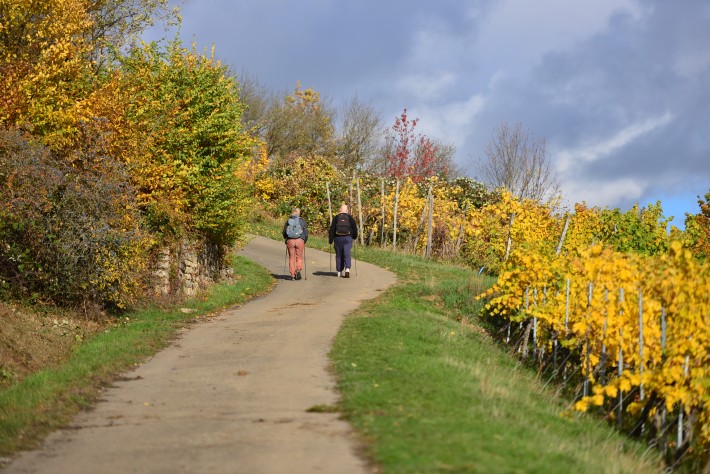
[329,244,662,473]
[0,255,273,457]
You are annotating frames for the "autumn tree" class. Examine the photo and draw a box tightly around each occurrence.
[477,121,560,202]
[114,40,256,247]
[0,0,95,147]
[263,82,335,160]
[381,109,456,183]
[84,0,177,69]
[337,96,382,173]
[237,72,273,138]
[0,127,149,308]
[684,190,710,261]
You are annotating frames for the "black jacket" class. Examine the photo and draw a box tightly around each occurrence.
[282,215,308,242]
[328,213,358,244]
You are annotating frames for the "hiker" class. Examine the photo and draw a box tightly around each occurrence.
[282,207,308,280]
[328,203,358,278]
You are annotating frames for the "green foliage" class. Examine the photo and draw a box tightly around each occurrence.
[118,39,255,247]
[598,202,671,255]
[447,176,498,210]
[260,154,345,231]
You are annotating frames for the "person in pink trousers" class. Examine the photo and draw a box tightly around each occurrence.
[282,207,308,280]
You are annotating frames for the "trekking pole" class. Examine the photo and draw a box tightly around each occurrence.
[353,242,358,277]
[303,245,308,280]
[284,246,288,278]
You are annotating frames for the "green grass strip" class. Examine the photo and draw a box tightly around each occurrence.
[0,255,273,456]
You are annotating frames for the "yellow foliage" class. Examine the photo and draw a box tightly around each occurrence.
[0,0,97,148]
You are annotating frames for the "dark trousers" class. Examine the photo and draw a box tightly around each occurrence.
[333,235,353,272]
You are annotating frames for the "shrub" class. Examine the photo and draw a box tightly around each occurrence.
[0,127,150,309]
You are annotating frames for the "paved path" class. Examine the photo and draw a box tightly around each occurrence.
[4,236,396,474]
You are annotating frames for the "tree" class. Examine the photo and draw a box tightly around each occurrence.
[684,190,710,261]
[0,0,95,147]
[381,109,456,183]
[115,39,256,246]
[0,126,150,308]
[477,121,560,202]
[263,82,336,160]
[85,0,177,69]
[337,96,382,172]
[0,0,177,148]
[237,71,273,138]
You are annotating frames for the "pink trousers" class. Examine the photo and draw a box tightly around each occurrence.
[286,239,305,277]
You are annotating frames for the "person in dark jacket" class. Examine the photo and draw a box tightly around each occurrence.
[282,207,308,280]
[328,203,358,278]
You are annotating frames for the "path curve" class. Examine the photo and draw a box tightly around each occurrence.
[4,235,396,474]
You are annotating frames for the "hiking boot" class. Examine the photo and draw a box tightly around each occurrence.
[344,268,350,278]
[296,270,302,280]
[290,275,295,280]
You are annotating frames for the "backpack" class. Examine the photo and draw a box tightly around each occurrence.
[285,217,303,239]
[335,214,351,236]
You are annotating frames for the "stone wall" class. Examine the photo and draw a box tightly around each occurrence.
[153,240,233,297]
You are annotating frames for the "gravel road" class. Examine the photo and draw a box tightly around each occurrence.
[3,235,395,474]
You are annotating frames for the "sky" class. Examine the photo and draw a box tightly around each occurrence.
[145,0,710,228]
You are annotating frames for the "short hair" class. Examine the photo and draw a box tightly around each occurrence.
[291,207,300,215]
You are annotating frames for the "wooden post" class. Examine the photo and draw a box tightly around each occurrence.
[617,287,625,428]
[638,289,644,402]
[380,178,385,246]
[556,215,570,255]
[356,176,364,245]
[504,212,515,261]
[455,202,469,253]
[583,282,593,398]
[413,184,432,253]
[326,181,333,223]
[393,179,400,250]
[426,190,434,258]
[349,173,354,211]
[564,278,570,332]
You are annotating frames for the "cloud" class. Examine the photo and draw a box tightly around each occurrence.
[555,112,675,173]
[149,0,710,220]
[396,72,458,101]
[562,177,647,209]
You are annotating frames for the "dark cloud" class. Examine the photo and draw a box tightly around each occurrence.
[468,0,710,218]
